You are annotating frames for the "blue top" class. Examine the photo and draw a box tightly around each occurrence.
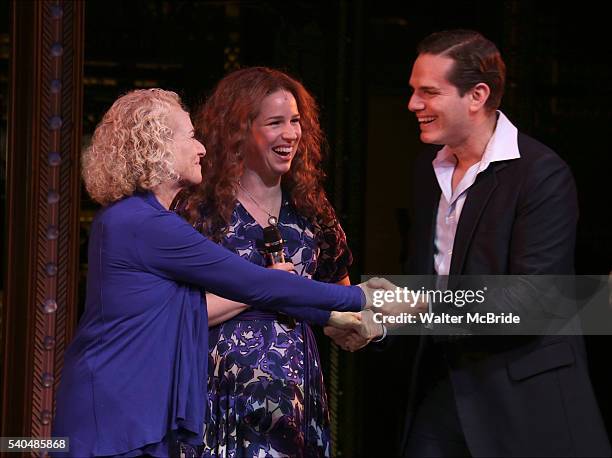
[52,192,363,457]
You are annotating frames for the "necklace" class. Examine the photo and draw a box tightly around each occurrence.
[238,181,279,226]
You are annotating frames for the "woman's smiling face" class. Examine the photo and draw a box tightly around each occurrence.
[247,89,302,180]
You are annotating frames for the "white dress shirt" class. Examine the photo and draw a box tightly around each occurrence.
[433,111,521,277]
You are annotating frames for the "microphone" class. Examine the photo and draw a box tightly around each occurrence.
[262,225,286,266]
[261,224,296,327]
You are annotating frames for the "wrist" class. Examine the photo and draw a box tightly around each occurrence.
[372,323,387,342]
[357,285,367,309]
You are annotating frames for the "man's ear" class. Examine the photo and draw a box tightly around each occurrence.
[468,83,491,112]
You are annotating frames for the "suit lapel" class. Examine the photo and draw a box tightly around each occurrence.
[449,162,507,274]
[421,164,440,274]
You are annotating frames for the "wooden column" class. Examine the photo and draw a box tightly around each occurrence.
[327,1,367,457]
[1,0,83,451]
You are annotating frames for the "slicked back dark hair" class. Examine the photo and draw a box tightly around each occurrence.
[417,29,506,110]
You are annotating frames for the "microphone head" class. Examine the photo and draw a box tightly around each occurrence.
[263,225,283,246]
[261,225,285,265]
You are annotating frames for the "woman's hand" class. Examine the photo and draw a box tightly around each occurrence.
[267,262,297,273]
[356,276,388,309]
[324,311,372,352]
[327,311,360,329]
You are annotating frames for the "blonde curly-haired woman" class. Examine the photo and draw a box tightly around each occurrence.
[52,89,367,457]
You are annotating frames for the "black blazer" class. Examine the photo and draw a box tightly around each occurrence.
[402,133,610,457]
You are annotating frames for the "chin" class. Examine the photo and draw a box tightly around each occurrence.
[276,168,291,177]
[420,132,443,145]
[187,175,203,186]
[420,133,433,144]
[273,164,292,175]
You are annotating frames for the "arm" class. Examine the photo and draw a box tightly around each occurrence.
[508,154,577,275]
[206,262,308,326]
[134,211,365,313]
[206,295,249,327]
[335,276,351,286]
[206,265,341,327]
[207,276,353,327]
[207,291,361,329]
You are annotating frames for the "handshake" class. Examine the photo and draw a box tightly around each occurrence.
[325,277,428,352]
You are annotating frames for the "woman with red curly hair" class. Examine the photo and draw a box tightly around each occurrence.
[185,67,354,457]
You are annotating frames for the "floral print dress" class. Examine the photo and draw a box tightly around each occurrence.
[199,198,351,458]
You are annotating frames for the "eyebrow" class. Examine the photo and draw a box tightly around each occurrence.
[265,114,300,121]
[411,84,439,91]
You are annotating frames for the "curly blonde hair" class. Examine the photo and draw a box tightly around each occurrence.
[82,88,184,205]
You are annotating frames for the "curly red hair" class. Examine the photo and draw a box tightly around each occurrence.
[187,67,338,241]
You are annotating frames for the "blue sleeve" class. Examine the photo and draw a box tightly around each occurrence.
[133,211,364,313]
[255,303,332,327]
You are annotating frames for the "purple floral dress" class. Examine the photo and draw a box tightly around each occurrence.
[199,198,351,458]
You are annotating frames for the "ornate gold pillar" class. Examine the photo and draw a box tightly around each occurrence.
[2,0,83,450]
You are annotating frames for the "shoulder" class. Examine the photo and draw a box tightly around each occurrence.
[99,194,190,237]
[503,133,574,198]
[507,133,577,210]
[516,132,569,171]
[99,194,155,225]
[96,195,147,230]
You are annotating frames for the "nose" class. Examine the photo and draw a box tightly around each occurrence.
[197,141,206,157]
[281,122,299,141]
[407,93,424,112]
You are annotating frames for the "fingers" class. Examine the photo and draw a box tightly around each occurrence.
[326,311,378,352]
[267,262,296,273]
[325,325,372,352]
[324,324,366,352]
[345,333,369,352]
[325,327,351,348]
[324,325,349,339]
[333,330,367,352]
[365,277,397,291]
[327,311,361,330]
[358,277,400,310]
[357,280,377,309]
[359,309,383,340]
[361,277,429,319]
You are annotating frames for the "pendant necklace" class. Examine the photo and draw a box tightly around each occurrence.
[238,181,279,226]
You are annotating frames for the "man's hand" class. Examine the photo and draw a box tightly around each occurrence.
[324,311,367,351]
[324,324,370,352]
[358,308,385,340]
[324,310,384,352]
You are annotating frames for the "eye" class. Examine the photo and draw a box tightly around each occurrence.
[291,118,300,124]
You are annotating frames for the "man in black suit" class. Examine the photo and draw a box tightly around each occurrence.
[328,29,610,457]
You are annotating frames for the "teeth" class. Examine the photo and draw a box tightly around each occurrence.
[273,147,292,154]
[418,117,435,124]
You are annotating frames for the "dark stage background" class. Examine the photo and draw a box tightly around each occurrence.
[2,0,611,456]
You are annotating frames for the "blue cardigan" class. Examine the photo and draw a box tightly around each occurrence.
[53,192,363,457]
